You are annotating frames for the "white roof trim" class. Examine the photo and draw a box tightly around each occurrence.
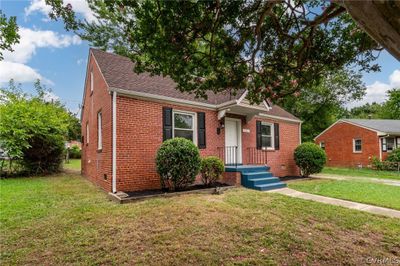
[258,113,302,124]
[109,87,217,109]
[314,119,386,140]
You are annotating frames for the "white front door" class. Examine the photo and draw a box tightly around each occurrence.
[225,118,242,164]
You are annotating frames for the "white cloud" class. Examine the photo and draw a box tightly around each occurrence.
[347,69,400,108]
[3,27,81,64]
[389,69,400,88]
[77,58,85,65]
[25,0,96,22]
[0,61,53,85]
[43,91,60,102]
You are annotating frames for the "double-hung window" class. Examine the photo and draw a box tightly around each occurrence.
[90,71,94,93]
[173,111,196,143]
[261,122,274,149]
[320,142,325,150]
[387,137,395,152]
[353,138,362,153]
[97,111,102,150]
[86,122,89,144]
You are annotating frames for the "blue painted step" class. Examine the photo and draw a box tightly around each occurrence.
[225,165,286,191]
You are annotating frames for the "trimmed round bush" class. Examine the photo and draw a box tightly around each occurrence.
[200,156,224,186]
[156,138,201,191]
[294,142,326,177]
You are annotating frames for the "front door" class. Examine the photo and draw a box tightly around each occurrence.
[225,118,242,164]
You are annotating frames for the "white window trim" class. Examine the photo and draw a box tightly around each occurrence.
[172,110,197,145]
[320,141,325,149]
[97,112,102,150]
[353,138,362,153]
[86,122,89,144]
[261,122,274,150]
[382,137,387,152]
[90,71,94,93]
[386,137,395,152]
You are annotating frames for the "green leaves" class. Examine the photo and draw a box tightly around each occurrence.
[294,142,327,177]
[48,0,379,103]
[0,10,19,60]
[0,80,72,174]
[155,137,201,191]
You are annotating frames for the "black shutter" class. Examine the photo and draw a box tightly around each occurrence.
[274,123,280,150]
[163,107,173,141]
[256,121,262,150]
[197,112,206,149]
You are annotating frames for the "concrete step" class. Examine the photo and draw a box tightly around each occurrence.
[247,177,281,186]
[254,182,287,191]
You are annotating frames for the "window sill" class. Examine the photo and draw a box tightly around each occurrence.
[353,151,362,154]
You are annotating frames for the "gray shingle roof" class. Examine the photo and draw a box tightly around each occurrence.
[91,48,300,121]
[343,119,400,134]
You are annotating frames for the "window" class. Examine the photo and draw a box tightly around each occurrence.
[90,71,94,93]
[320,142,325,150]
[86,122,89,144]
[173,111,196,143]
[97,112,102,150]
[261,122,274,149]
[353,138,362,153]
[387,137,395,152]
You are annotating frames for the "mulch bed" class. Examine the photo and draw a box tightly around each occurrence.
[109,182,235,204]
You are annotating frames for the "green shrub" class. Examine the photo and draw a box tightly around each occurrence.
[294,142,326,177]
[69,145,81,159]
[155,138,201,191]
[200,156,224,186]
[387,148,400,163]
[370,156,384,170]
[0,81,70,175]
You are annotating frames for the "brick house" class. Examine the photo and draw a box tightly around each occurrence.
[81,49,302,193]
[315,119,400,168]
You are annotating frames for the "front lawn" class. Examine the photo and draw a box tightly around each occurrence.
[289,179,400,210]
[321,166,400,180]
[1,174,399,265]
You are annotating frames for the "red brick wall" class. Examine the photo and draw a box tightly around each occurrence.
[81,53,112,191]
[315,122,380,167]
[241,116,300,177]
[115,96,301,192]
[115,97,225,192]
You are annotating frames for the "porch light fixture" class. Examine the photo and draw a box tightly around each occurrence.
[217,120,225,135]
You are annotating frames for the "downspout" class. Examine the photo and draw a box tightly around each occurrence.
[112,91,117,193]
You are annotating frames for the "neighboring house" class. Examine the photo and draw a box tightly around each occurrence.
[315,119,400,168]
[66,140,82,150]
[81,49,301,193]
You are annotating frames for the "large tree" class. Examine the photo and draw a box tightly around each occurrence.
[279,68,366,141]
[47,0,381,103]
[0,10,19,60]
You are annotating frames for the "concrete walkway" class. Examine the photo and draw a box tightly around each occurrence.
[272,188,400,219]
[311,173,400,187]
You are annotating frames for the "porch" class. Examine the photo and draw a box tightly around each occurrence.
[217,146,286,191]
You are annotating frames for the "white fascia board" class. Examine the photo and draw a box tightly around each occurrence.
[258,113,302,124]
[313,119,386,140]
[109,87,217,110]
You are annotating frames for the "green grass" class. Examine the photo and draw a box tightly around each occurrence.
[322,166,400,180]
[63,159,81,171]
[289,179,400,210]
[1,174,400,265]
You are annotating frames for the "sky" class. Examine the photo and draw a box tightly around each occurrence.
[0,0,399,114]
